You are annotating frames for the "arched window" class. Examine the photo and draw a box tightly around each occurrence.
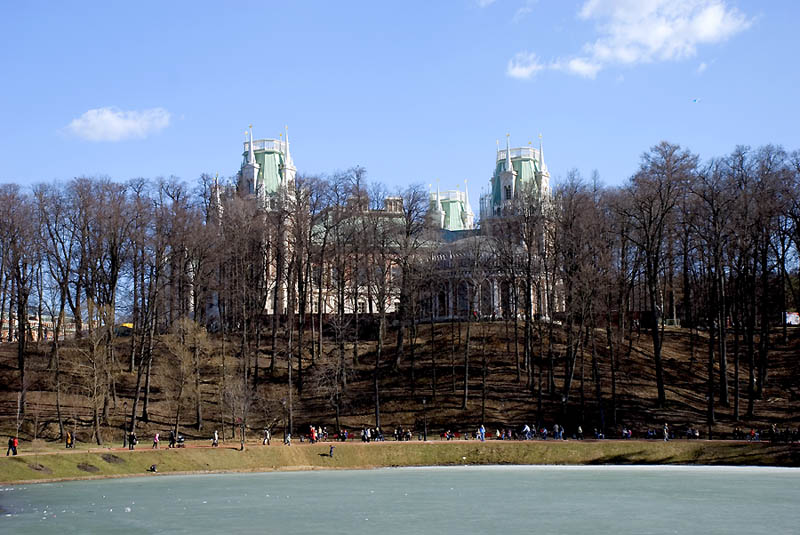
[504,185,512,200]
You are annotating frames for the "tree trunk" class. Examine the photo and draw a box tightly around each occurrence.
[374,312,384,428]
[733,315,740,421]
[707,311,716,438]
[481,323,487,426]
[647,261,666,407]
[194,342,203,430]
[717,268,729,406]
[430,284,437,401]
[462,297,472,410]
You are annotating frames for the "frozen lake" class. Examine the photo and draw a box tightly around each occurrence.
[2,465,799,534]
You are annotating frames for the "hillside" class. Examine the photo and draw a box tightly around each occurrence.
[1,320,798,445]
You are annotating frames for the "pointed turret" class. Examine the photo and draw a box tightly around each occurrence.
[428,179,445,229]
[240,124,261,197]
[248,125,255,165]
[505,134,512,172]
[538,133,544,170]
[209,172,223,225]
[463,179,474,229]
[282,125,297,190]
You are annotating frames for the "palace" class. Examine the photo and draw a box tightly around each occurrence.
[215,128,554,322]
[422,134,553,321]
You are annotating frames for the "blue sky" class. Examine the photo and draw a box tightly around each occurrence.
[1,1,797,204]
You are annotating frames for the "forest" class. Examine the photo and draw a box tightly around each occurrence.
[1,141,799,444]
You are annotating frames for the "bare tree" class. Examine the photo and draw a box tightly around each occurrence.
[620,142,696,407]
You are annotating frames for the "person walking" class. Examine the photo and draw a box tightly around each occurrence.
[129,432,137,450]
[152,432,159,449]
[212,430,219,447]
[329,445,335,458]
[263,428,271,445]
[663,423,670,442]
[7,436,17,456]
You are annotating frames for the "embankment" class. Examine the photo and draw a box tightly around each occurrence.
[2,440,798,485]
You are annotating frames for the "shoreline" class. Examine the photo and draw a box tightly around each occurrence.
[2,439,799,486]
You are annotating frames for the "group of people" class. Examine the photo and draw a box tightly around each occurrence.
[502,424,569,441]
[361,427,384,442]
[6,436,18,456]
[126,430,185,450]
[393,428,414,441]
[306,426,327,444]
[645,426,674,441]
[733,424,800,443]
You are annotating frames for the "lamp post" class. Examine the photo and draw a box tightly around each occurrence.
[422,398,427,442]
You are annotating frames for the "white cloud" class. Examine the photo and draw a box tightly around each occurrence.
[507,0,751,80]
[696,61,708,73]
[563,57,603,78]
[513,0,538,22]
[67,107,171,141]
[477,0,497,7]
[574,0,750,74]
[506,52,544,79]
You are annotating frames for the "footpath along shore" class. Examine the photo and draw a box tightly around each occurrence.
[3,439,799,485]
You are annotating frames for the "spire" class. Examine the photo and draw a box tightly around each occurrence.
[538,133,544,170]
[241,125,261,198]
[211,173,222,222]
[505,133,512,172]
[282,125,289,188]
[464,178,474,227]
[430,179,443,229]
[247,124,255,165]
[285,124,290,165]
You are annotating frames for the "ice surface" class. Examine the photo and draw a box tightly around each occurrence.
[1,467,798,534]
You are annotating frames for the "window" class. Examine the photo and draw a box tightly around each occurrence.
[505,185,512,200]
[358,301,366,314]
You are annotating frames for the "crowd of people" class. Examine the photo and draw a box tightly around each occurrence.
[733,424,800,443]
[197,421,800,446]
[125,430,186,450]
[6,420,800,458]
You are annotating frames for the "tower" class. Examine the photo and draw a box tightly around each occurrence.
[239,125,296,209]
[480,132,550,222]
[498,134,517,214]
